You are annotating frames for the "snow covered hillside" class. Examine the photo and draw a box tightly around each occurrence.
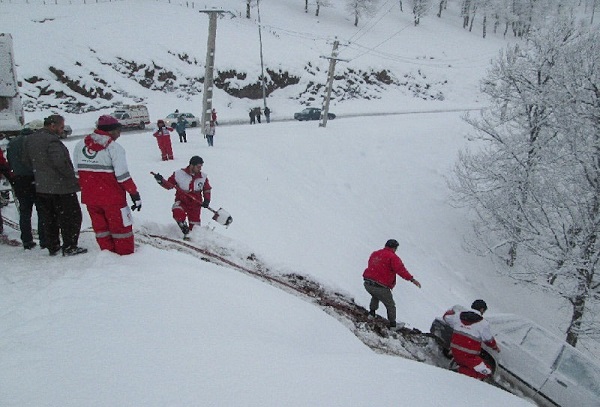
[1,0,595,405]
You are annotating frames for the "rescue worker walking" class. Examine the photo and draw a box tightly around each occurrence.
[363,239,421,330]
[73,115,141,255]
[153,155,211,238]
[442,300,500,380]
[153,119,174,161]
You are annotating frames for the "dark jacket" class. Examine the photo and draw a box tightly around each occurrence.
[7,134,33,177]
[23,129,80,194]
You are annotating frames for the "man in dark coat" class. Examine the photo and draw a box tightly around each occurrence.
[23,114,86,256]
[7,125,47,249]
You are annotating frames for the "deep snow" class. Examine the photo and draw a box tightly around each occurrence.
[0,0,592,406]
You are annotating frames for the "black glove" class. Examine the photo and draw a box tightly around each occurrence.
[130,192,142,211]
[202,199,210,208]
[154,173,164,184]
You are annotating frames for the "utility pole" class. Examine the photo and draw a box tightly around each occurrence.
[198,9,233,134]
[319,39,347,128]
[257,0,267,111]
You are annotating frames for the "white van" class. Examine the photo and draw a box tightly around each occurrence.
[111,105,150,130]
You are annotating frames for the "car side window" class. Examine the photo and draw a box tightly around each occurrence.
[555,347,600,397]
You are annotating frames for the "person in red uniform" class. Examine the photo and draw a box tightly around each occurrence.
[153,156,211,238]
[153,119,174,161]
[363,239,421,329]
[443,299,500,380]
[73,115,141,255]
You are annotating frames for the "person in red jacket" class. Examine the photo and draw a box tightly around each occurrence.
[153,155,211,239]
[363,239,421,329]
[443,300,500,380]
[73,115,141,255]
[153,119,174,161]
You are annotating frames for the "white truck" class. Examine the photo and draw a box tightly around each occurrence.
[0,33,25,140]
[111,104,150,130]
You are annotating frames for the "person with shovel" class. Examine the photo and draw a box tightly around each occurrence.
[153,155,211,238]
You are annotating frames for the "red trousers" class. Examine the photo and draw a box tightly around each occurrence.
[156,136,173,160]
[87,204,134,255]
[452,350,492,380]
[172,201,202,230]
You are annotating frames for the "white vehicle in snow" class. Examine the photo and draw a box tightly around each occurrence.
[164,112,200,128]
[430,311,600,407]
[0,33,25,139]
[111,105,150,130]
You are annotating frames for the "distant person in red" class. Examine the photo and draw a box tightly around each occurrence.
[73,115,141,255]
[443,299,500,380]
[153,119,174,161]
[153,156,211,239]
[362,239,421,330]
[211,108,218,125]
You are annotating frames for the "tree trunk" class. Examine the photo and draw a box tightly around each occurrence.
[354,10,359,27]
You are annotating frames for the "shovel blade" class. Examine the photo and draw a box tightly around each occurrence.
[212,208,233,226]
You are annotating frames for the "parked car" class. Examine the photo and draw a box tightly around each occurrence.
[111,104,150,130]
[24,119,72,139]
[430,310,600,407]
[164,112,200,128]
[294,107,335,121]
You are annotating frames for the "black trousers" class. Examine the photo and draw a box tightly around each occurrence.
[12,176,46,246]
[36,192,82,252]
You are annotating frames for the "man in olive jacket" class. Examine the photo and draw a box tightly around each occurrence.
[23,115,86,256]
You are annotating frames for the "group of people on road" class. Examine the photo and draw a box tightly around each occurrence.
[362,238,498,381]
[1,113,214,257]
[249,106,271,124]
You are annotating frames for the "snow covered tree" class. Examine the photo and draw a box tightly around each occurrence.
[452,19,600,347]
[346,0,378,27]
[411,0,431,25]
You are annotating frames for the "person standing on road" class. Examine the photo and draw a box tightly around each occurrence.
[23,114,86,256]
[153,119,174,161]
[73,115,142,255]
[249,108,256,125]
[205,121,215,147]
[443,300,500,380]
[264,106,271,123]
[363,239,421,330]
[6,125,47,249]
[211,108,218,125]
[153,155,211,239]
[175,115,187,143]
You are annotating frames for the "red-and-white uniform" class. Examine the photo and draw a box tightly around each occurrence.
[161,167,211,230]
[73,130,138,255]
[443,305,499,379]
[153,127,174,161]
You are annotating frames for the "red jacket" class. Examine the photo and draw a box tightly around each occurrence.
[153,127,174,138]
[73,130,138,206]
[443,306,499,356]
[162,167,211,207]
[362,247,414,289]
